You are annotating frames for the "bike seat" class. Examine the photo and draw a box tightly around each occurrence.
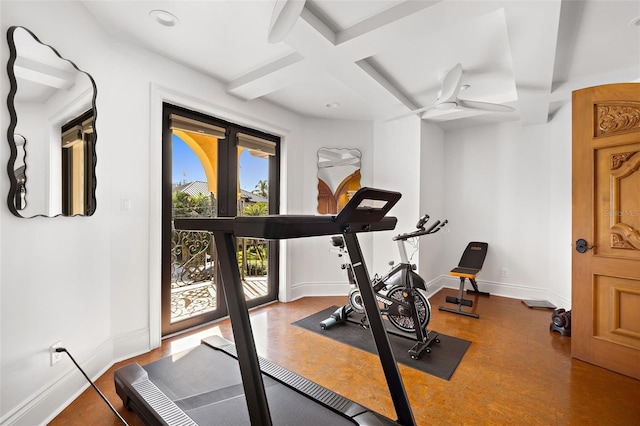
[330,236,345,248]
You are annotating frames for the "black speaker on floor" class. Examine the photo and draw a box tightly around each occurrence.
[550,308,571,336]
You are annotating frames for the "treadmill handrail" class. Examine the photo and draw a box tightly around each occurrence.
[174,187,401,239]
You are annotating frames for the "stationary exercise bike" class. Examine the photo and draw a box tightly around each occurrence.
[321,214,447,359]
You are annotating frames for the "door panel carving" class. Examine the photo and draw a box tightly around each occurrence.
[594,275,640,347]
[595,143,640,259]
[609,149,640,250]
[596,103,640,137]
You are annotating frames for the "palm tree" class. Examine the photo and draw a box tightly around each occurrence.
[253,180,268,198]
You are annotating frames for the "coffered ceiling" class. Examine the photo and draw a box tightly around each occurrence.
[82,0,640,129]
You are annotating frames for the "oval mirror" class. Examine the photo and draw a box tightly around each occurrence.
[7,26,97,217]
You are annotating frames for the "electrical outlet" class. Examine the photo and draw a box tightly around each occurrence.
[50,341,63,366]
[501,268,509,278]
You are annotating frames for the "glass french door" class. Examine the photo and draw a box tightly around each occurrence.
[162,103,279,336]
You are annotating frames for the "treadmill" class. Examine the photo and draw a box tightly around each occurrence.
[114,188,417,426]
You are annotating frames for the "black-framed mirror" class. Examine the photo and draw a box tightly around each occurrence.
[7,26,97,217]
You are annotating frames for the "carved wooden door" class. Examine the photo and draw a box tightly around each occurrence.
[572,83,640,380]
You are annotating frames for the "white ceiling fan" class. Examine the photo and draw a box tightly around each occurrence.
[388,63,515,121]
[267,0,306,44]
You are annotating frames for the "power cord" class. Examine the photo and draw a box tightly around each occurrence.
[55,347,129,426]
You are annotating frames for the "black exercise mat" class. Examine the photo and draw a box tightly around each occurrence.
[293,306,471,380]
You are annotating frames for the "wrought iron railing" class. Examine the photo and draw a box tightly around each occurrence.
[171,228,268,287]
[238,238,268,278]
[170,226,268,322]
[171,229,215,288]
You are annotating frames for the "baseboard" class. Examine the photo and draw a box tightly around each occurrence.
[544,290,571,310]
[289,281,351,301]
[437,276,556,301]
[111,327,152,362]
[291,275,560,306]
[290,275,446,302]
[0,339,113,426]
[1,328,150,426]
[423,275,446,298]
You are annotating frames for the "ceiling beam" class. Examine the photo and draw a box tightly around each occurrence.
[226,0,562,126]
[504,0,562,125]
[225,1,491,105]
[14,56,76,89]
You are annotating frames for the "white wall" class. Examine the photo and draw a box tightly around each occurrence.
[1,3,114,424]
[0,1,627,424]
[441,121,571,306]
[0,3,392,423]
[287,119,375,300]
[371,117,422,276]
[11,101,47,215]
[547,103,573,306]
[0,1,305,424]
[418,121,446,288]
[370,118,447,292]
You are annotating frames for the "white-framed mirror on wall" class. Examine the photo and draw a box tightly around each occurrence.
[317,147,361,214]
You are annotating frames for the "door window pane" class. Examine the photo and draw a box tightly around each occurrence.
[238,146,269,299]
[171,132,219,323]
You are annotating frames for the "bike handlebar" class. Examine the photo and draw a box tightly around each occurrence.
[415,214,429,229]
[392,217,448,241]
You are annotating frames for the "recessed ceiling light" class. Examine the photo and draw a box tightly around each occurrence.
[435,102,458,110]
[460,84,470,91]
[325,102,341,108]
[149,9,180,27]
[629,15,640,28]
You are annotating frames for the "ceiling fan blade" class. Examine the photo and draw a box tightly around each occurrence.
[457,99,515,112]
[268,0,306,43]
[437,63,463,103]
[384,104,436,122]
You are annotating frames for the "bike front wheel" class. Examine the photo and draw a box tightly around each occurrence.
[386,286,431,333]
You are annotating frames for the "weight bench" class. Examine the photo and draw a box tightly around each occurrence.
[439,242,489,318]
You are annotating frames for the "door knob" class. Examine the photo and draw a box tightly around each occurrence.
[576,238,595,253]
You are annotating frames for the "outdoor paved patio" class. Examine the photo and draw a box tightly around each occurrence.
[171,277,267,322]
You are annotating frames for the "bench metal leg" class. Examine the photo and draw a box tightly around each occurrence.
[438,277,480,318]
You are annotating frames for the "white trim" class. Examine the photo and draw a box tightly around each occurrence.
[149,83,290,346]
[542,290,571,310]
[289,282,352,301]
[111,328,152,364]
[287,275,563,306]
[438,275,556,301]
[423,275,447,297]
[2,341,113,426]
[0,328,149,426]
[39,87,94,217]
[289,275,446,302]
[278,240,290,302]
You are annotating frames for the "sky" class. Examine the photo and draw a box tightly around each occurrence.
[172,134,268,192]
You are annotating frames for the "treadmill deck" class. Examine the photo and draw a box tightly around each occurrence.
[114,335,399,425]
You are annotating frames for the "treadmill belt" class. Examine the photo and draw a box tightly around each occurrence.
[115,335,398,425]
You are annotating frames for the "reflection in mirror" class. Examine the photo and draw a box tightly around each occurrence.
[13,134,27,210]
[317,148,362,214]
[7,26,97,217]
